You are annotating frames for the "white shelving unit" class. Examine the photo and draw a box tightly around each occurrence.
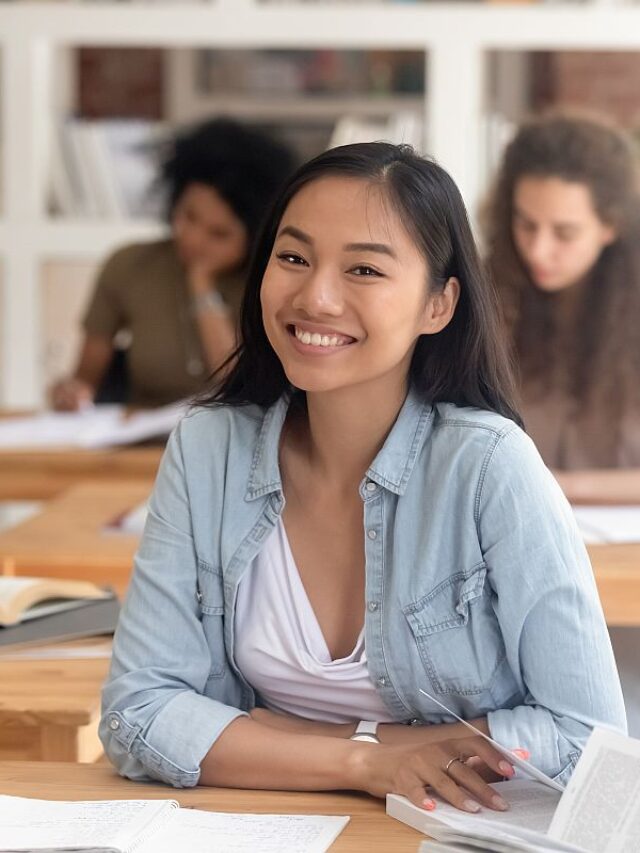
[1,0,640,406]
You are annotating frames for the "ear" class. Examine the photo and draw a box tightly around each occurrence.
[419,276,460,335]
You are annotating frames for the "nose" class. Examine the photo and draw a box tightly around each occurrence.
[291,266,344,318]
[524,230,555,266]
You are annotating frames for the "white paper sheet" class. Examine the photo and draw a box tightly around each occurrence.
[573,506,640,544]
[0,403,184,451]
[0,796,176,851]
[137,810,349,853]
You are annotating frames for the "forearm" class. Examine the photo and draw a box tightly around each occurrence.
[199,715,365,790]
[249,708,488,745]
[193,304,237,372]
[554,468,640,505]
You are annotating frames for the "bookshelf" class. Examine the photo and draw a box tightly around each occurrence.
[1,0,640,406]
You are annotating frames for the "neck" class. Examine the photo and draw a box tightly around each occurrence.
[296,380,409,487]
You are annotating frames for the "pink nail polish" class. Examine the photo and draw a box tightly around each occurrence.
[498,760,514,776]
[422,798,436,810]
[512,748,530,760]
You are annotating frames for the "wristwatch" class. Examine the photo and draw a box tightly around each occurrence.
[191,290,230,316]
[349,721,381,744]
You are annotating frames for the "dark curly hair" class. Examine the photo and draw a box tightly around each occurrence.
[161,118,297,241]
[484,111,640,450]
[199,141,522,426]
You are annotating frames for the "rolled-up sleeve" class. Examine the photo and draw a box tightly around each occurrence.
[100,424,247,787]
[480,427,627,784]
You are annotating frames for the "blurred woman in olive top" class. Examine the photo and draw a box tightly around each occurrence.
[485,113,640,504]
[51,119,296,410]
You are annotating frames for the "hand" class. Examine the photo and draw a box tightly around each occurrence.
[186,257,225,297]
[50,377,94,411]
[351,735,515,813]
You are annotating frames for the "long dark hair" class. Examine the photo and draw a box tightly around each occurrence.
[484,112,640,428]
[200,142,521,426]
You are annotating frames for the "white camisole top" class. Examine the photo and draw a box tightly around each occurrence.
[234,518,394,724]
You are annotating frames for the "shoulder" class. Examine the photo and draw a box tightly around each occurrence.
[98,239,173,282]
[431,401,546,490]
[432,402,521,449]
[175,402,266,459]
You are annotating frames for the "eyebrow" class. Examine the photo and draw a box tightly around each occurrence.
[514,207,579,230]
[276,225,397,258]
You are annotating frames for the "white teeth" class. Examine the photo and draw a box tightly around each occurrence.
[294,326,350,348]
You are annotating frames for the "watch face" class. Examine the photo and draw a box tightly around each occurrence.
[351,734,379,743]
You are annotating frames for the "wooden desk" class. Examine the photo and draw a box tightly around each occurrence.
[0,480,151,598]
[0,761,421,851]
[0,445,163,501]
[0,650,109,762]
[588,544,640,627]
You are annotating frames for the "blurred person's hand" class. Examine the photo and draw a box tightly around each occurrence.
[50,377,94,412]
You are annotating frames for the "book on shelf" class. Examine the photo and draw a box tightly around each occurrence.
[0,581,119,650]
[0,795,349,853]
[49,118,165,220]
[389,727,640,852]
[0,575,110,627]
[0,401,185,451]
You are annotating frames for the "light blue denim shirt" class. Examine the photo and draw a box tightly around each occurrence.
[100,391,626,788]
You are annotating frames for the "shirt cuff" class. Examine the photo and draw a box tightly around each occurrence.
[103,690,248,787]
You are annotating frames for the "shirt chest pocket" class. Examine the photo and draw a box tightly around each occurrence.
[402,564,505,696]
[196,562,227,679]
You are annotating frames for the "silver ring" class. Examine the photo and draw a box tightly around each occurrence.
[444,756,463,774]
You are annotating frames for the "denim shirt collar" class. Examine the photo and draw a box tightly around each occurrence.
[246,389,434,500]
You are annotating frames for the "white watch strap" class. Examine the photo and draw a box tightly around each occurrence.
[354,720,379,737]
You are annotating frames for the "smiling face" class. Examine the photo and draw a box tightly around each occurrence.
[512,176,617,293]
[260,175,459,399]
[172,182,248,275]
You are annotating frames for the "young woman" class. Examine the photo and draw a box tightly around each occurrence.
[51,118,295,410]
[484,113,640,504]
[101,143,625,812]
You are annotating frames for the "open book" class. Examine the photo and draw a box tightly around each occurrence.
[388,727,640,852]
[572,505,640,544]
[0,576,110,626]
[0,795,349,853]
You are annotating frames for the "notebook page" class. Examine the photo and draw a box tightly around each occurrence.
[549,728,640,852]
[0,796,176,852]
[137,810,349,853]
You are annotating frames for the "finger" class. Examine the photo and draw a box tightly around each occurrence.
[446,760,509,811]
[426,769,483,814]
[405,785,437,811]
[459,739,515,779]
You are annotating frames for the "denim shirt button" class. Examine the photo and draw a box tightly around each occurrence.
[367,529,377,540]
[365,481,377,492]
[376,676,387,687]
[367,600,379,612]
[109,717,120,731]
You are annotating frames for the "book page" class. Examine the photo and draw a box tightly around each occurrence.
[573,506,640,544]
[0,795,176,851]
[549,728,640,852]
[137,810,349,853]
